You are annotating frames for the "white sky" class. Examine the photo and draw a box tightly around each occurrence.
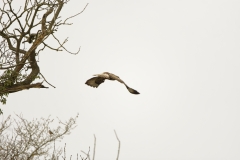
[3,0,240,159]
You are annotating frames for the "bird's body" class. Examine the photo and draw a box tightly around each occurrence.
[49,130,53,135]
[85,72,140,94]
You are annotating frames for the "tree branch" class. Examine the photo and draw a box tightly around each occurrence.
[92,134,96,160]
[114,130,121,160]
[39,72,56,88]
[1,82,48,94]
[63,3,89,24]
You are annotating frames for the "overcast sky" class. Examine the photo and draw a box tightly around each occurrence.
[3,0,240,159]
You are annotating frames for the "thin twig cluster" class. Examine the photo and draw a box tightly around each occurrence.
[0,115,121,160]
[0,114,79,159]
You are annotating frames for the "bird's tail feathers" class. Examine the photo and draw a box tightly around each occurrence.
[125,85,140,94]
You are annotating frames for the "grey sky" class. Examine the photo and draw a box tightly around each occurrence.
[3,0,240,159]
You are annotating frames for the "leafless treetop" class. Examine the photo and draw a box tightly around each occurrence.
[0,0,88,105]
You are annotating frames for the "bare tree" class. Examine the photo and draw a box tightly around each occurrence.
[0,114,79,159]
[0,114,121,160]
[0,0,88,107]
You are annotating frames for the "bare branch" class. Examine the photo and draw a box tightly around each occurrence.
[93,134,96,160]
[81,147,91,160]
[39,72,56,88]
[43,41,63,51]
[0,115,11,135]
[0,61,36,70]
[114,130,121,160]
[63,3,89,24]
[52,34,81,54]
[0,82,48,94]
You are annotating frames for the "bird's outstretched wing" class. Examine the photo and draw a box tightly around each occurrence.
[85,77,105,88]
[108,72,140,94]
[108,73,125,83]
[125,85,140,94]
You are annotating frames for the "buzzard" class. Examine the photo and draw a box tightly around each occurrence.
[85,72,140,94]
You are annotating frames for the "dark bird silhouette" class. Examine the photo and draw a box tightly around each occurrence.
[22,33,37,44]
[49,130,53,135]
[85,72,140,94]
[27,34,36,43]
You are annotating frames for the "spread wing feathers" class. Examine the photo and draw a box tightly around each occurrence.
[107,73,125,83]
[85,77,105,88]
[125,85,140,94]
[107,73,140,94]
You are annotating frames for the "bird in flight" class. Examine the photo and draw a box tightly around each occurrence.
[85,72,140,94]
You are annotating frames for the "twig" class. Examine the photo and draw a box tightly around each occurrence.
[39,72,56,88]
[114,130,120,160]
[81,147,90,160]
[43,41,63,51]
[63,3,89,24]
[93,134,96,160]
[51,140,56,159]
[62,143,66,160]
[52,34,81,54]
